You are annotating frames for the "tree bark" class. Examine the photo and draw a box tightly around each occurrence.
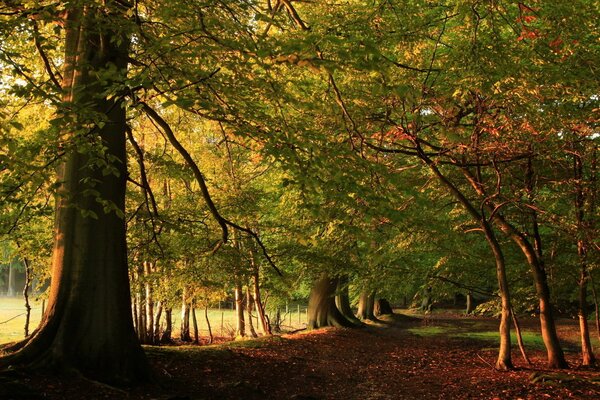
[204,307,213,344]
[0,2,150,384]
[250,251,271,335]
[180,289,192,342]
[234,282,246,338]
[466,292,475,314]
[374,299,393,316]
[160,308,173,344]
[356,290,376,321]
[458,162,566,369]
[417,149,513,370]
[144,261,155,345]
[192,306,199,344]
[335,276,362,325]
[246,287,258,338]
[307,273,356,329]
[573,138,596,366]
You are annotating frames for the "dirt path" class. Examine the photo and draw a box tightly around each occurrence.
[4,315,600,399]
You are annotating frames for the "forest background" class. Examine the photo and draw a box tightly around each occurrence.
[0,0,598,384]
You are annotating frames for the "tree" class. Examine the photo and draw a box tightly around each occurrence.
[0,1,150,383]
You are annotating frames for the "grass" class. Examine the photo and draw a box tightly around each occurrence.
[0,297,43,344]
[407,324,546,350]
[0,297,309,344]
[453,331,547,350]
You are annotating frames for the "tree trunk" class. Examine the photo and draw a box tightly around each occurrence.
[144,261,154,345]
[204,307,213,344]
[234,282,246,338]
[466,292,475,314]
[153,301,163,344]
[573,139,596,366]
[335,276,362,325]
[307,273,356,329]
[418,151,512,370]
[180,289,192,342]
[458,161,566,369]
[492,216,567,369]
[374,299,393,316]
[22,256,32,337]
[479,220,514,371]
[160,308,173,344]
[192,306,199,344]
[246,287,258,338]
[357,290,376,321]
[0,3,150,384]
[251,254,271,335]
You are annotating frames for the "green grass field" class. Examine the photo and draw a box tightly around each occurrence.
[0,297,309,344]
[0,297,43,344]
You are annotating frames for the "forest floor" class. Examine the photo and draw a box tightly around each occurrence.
[3,312,600,399]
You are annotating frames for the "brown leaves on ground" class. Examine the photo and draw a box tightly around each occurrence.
[5,314,600,399]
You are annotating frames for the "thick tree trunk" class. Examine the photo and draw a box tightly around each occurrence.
[374,299,393,316]
[357,290,376,321]
[0,3,150,384]
[307,273,356,329]
[335,276,362,325]
[160,308,173,344]
[234,283,246,338]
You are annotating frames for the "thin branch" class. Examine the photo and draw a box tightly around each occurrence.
[32,20,62,90]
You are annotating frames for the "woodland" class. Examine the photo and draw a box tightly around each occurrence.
[0,0,599,398]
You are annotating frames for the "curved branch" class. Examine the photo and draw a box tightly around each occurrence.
[139,102,283,276]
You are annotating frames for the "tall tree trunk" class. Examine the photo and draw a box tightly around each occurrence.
[459,161,566,369]
[307,273,356,329]
[482,222,513,371]
[144,261,155,345]
[246,287,258,338]
[22,256,32,337]
[160,308,173,344]
[573,137,596,366]
[153,301,163,344]
[250,252,270,335]
[234,282,246,338]
[204,307,213,344]
[0,3,150,383]
[180,288,191,342]
[192,305,199,344]
[335,276,362,325]
[417,150,512,370]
